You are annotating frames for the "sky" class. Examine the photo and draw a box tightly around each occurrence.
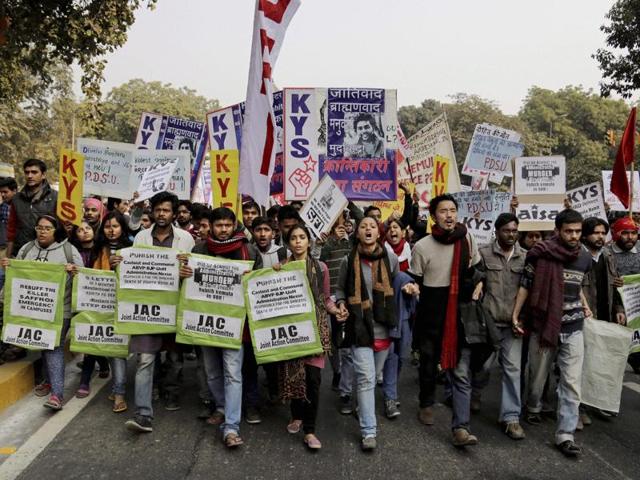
[76,0,620,115]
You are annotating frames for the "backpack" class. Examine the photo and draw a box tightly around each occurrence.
[19,240,74,263]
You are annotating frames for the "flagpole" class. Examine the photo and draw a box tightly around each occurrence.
[630,158,635,219]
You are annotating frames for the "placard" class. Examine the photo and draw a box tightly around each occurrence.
[602,170,640,212]
[136,157,179,202]
[567,183,607,220]
[618,274,640,354]
[72,268,117,313]
[300,174,348,238]
[452,190,513,245]
[243,261,322,364]
[77,138,134,198]
[514,156,566,195]
[463,123,524,179]
[118,247,180,292]
[131,150,190,200]
[57,149,84,226]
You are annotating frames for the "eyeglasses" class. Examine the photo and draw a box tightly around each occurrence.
[35,226,54,232]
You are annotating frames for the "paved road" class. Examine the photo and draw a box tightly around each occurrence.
[9,357,640,480]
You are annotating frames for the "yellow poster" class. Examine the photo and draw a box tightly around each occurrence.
[430,154,451,199]
[211,149,240,217]
[56,149,84,226]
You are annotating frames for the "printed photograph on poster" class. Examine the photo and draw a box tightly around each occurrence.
[2,324,57,350]
[10,278,59,322]
[184,256,253,307]
[514,156,566,195]
[299,174,348,238]
[118,247,180,292]
[136,157,179,202]
[246,270,313,321]
[75,271,116,313]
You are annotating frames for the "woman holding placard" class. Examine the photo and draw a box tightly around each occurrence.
[92,211,133,413]
[1,215,84,410]
[279,224,338,451]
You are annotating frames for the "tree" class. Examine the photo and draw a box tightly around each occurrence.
[97,79,219,143]
[593,0,640,98]
[0,1,157,129]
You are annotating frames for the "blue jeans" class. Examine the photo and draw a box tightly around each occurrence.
[447,347,473,431]
[338,348,354,396]
[110,357,127,396]
[134,353,155,418]
[202,345,244,436]
[351,346,377,437]
[527,331,583,444]
[496,327,523,423]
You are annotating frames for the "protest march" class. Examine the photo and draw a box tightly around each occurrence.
[3,4,640,477]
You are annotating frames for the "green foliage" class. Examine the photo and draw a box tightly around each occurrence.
[398,86,632,189]
[97,79,219,143]
[593,0,640,97]
[0,1,157,130]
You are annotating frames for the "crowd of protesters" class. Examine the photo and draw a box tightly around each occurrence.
[0,158,639,456]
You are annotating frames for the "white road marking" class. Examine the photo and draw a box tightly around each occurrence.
[623,381,640,395]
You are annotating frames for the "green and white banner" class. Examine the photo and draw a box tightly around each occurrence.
[115,246,180,335]
[70,268,129,358]
[176,254,253,349]
[243,260,322,364]
[618,274,640,353]
[1,260,67,350]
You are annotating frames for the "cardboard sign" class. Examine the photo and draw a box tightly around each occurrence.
[567,183,607,220]
[77,138,134,199]
[136,157,179,202]
[463,123,524,179]
[211,149,240,216]
[300,174,349,238]
[57,149,84,226]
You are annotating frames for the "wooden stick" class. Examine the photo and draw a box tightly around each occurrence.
[630,159,634,219]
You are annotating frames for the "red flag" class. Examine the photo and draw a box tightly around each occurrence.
[610,107,637,209]
[239,0,301,206]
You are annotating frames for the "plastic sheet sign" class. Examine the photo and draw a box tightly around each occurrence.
[176,254,253,349]
[1,260,66,351]
[115,246,180,335]
[243,261,322,364]
[618,274,640,354]
[70,268,129,358]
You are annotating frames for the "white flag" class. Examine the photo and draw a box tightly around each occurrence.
[239,0,301,206]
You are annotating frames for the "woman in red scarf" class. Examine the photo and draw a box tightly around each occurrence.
[384,218,411,272]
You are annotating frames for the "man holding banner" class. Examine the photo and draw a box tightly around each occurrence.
[186,206,262,448]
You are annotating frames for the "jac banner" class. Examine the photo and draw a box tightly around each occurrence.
[1,260,67,351]
[70,268,129,358]
[134,112,209,193]
[57,149,85,226]
[284,87,399,202]
[176,254,254,349]
[407,114,461,207]
[210,150,240,216]
[115,246,180,335]
[243,261,322,364]
[618,274,640,354]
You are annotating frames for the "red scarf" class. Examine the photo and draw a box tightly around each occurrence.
[389,238,410,271]
[206,231,249,259]
[431,223,468,370]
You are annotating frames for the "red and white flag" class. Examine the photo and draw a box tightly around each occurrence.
[610,107,636,209]
[239,0,301,206]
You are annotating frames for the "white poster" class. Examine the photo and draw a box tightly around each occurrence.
[136,157,179,202]
[117,302,176,326]
[77,138,134,198]
[184,256,253,307]
[567,183,607,220]
[74,323,129,346]
[452,190,513,245]
[253,320,317,352]
[10,278,59,322]
[132,150,190,200]
[514,156,566,195]
[300,174,349,238]
[601,170,640,212]
[76,271,116,313]
[2,324,57,350]
[246,270,313,321]
[118,248,180,292]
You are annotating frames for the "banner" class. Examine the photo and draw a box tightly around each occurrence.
[70,268,129,358]
[243,261,322,364]
[176,254,253,349]
[567,182,607,220]
[115,246,180,335]
[211,149,240,216]
[57,149,85,226]
[618,274,640,354]
[135,112,209,192]
[452,190,513,245]
[300,174,349,238]
[284,87,399,202]
[407,114,460,207]
[135,157,179,203]
[514,156,566,231]
[462,124,524,186]
[131,150,190,200]
[602,170,640,212]
[77,138,134,199]
[1,260,66,351]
